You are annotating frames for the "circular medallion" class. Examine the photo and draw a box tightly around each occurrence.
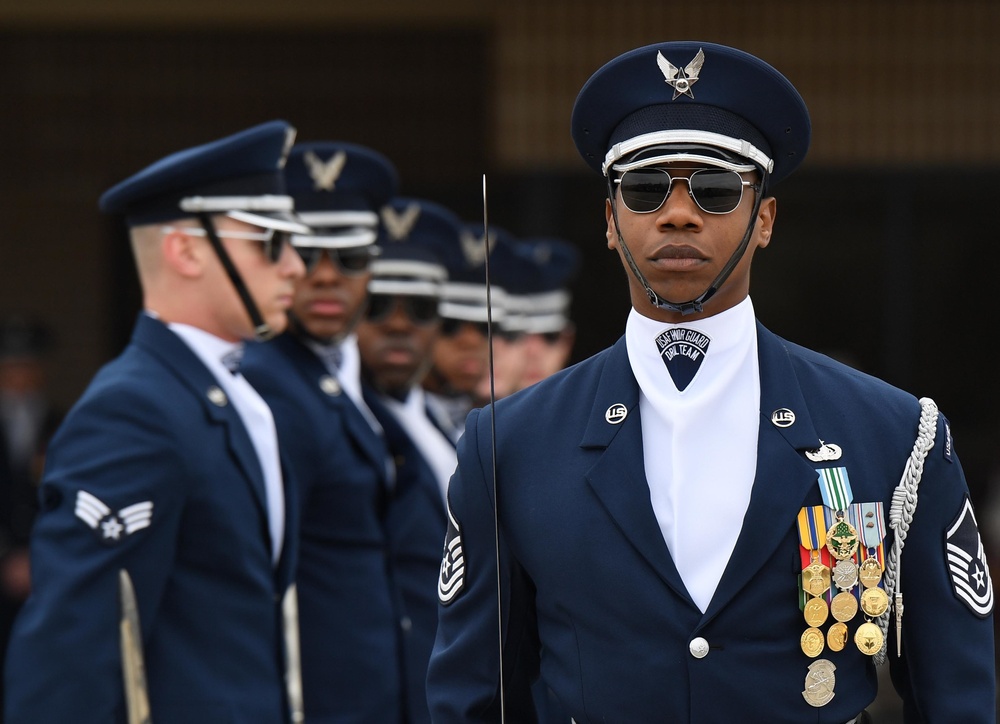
[800,627,825,658]
[802,561,831,597]
[825,518,860,561]
[802,658,837,707]
[826,622,849,652]
[207,386,228,407]
[830,591,859,622]
[803,596,829,628]
[319,375,342,396]
[832,559,859,591]
[858,556,883,588]
[854,621,884,656]
[605,403,628,424]
[771,408,796,428]
[859,586,889,618]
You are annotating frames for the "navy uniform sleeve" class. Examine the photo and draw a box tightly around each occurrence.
[4,383,186,723]
[426,406,539,723]
[888,412,996,720]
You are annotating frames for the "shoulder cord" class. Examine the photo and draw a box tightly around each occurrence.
[875,396,938,666]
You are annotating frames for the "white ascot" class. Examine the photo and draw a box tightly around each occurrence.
[626,297,760,612]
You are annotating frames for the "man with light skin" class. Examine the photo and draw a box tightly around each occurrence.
[6,120,308,723]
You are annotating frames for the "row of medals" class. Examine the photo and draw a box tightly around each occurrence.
[800,514,887,659]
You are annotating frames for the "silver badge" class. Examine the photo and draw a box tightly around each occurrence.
[771,408,795,428]
[381,203,422,241]
[75,490,153,544]
[605,403,628,424]
[802,658,836,707]
[805,441,843,462]
[319,375,342,396]
[438,506,465,605]
[656,48,705,100]
[303,150,347,191]
[207,386,228,407]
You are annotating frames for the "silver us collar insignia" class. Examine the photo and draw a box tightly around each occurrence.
[75,490,153,544]
[805,441,843,462]
[304,150,347,191]
[656,48,705,100]
[459,229,495,267]
[381,202,422,241]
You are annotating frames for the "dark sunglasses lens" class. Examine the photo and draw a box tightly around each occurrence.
[409,297,439,324]
[541,331,562,344]
[296,246,323,271]
[689,170,744,213]
[262,232,290,263]
[366,294,393,322]
[619,169,671,213]
[335,249,372,274]
[441,318,488,337]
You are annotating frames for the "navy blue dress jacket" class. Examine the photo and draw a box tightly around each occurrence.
[5,314,299,723]
[426,323,996,723]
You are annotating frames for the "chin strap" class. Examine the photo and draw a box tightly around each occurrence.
[198,213,275,341]
[604,171,767,316]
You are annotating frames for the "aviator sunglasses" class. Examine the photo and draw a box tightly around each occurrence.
[295,246,375,276]
[162,226,292,263]
[366,294,440,325]
[614,168,760,215]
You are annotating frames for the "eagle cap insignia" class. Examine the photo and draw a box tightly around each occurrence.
[656,48,706,100]
[459,229,495,267]
[381,203,422,241]
[303,150,347,191]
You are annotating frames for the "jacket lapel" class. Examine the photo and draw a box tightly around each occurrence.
[132,314,271,526]
[581,338,692,603]
[704,323,824,619]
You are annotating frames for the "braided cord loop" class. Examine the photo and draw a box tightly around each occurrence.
[875,397,938,665]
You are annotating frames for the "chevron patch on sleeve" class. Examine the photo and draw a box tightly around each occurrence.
[438,503,465,606]
[945,496,993,618]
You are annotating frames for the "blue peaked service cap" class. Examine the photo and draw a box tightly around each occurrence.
[369,197,459,298]
[571,41,810,186]
[285,141,399,250]
[99,119,308,233]
[516,237,580,334]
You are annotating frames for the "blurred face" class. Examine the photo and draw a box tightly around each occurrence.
[606,162,775,324]
[520,327,575,388]
[357,293,441,397]
[427,319,489,395]
[290,246,372,343]
[473,333,527,403]
[211,216,305,341]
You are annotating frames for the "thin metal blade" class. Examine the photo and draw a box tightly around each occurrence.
[119,569,152,724]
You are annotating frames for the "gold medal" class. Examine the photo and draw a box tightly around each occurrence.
[802,659,837,707]
[803,596,829,628]
[826,622,849,652]
[825,517,860,561]
[858,556,883,588]
[832,559,858,591]
[801,627,825,657]
[830,591,858,622]
[802,558,831,597]
[860,586,889,618]
[854,621,883,656]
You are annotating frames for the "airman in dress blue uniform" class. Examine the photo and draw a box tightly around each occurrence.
[242,141,445,723]
[426,42,996,722]
[5,120,309,723]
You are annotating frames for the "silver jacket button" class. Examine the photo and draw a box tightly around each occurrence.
[689,637,710,658]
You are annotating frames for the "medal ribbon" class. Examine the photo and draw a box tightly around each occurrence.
[796,506,827,550]
[816,466,853,511]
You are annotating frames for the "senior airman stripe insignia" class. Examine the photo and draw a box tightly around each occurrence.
[438,505,466,605]
[946,496,993,617]
[75,490,153,545]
